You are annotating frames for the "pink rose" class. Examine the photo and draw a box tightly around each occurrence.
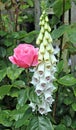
[9,44,39,68]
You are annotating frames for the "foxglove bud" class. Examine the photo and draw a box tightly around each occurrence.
[44,51,50,61]
[40,43,45,54]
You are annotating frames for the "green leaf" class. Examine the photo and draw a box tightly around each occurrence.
[63,115,72,127]
[27,116,54,130]
[27,87,40,104]
[73,87,76,96]
[57,74,76,86]
[55,124,66,130]
[0,85,12,98]
[26,0,34,7]
[0,68,7,82]
[56,60,64,73]
[64,97,73,105]
[0,110,12,127]
[0,30,7,36]
[0,47,6,58]
[17,89,28,107]
[11,105,29,121]
[51,25,69,40]
[53,0,71,17]
[7,65,24,81]
[13,80,25,88]
[23,30,39,43]
[67,26,76,43]
[15,108,32,128]
[72,103,76,111]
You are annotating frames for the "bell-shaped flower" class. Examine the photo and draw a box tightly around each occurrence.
[43,37,48,46]
[44,69,51,82]
[35,84,43,96]
[38,52,43,62]
[41,26,45,34]
[44,23,49,30]
[45,83,56,92]
[40,77,46,89]
[46,43,54,53]
[47,36,53,43]
[38,101,51,114]
[38,62,44,77]
[54,45,60,54]
[29,102,36,112]
[45,31,51,40]
[44,51,50,61]
[45,16,49,22]
[40,43,45,54]
[31,71,39,85]
[41,20,45,26]
[50,66,57,74]
[50,54,58,64]
[37,32,43,43]
[45,61,51,69]
[44,90,54,104]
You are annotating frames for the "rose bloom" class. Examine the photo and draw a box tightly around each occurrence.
[9,44,38,68]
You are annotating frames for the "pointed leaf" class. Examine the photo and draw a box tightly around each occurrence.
[0,68,7,82]
[27,116,54,130]
[0,85,12,98]
[7,65,24,81]
[58,74,76,86]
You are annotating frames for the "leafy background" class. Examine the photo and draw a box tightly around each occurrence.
[0,0,76,130]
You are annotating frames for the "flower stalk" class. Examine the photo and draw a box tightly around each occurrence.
[29,10,59,115]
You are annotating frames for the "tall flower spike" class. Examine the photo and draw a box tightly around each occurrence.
[30,10,59,115]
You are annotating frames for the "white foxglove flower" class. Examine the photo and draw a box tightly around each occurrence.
[40,77,46,89]
[29,102,36,112]
[43,37,48,46]
[38,62,44,77]
[48,36,53,43]
[54,45,60,54]
[45,61,51,69]
[41,20,45,26]
[50,54,58,64]
[40,43,45,54]
[38,52,43,62]
[44,23,49,30]
[45,31,51,40]
[31,71,39,85]
[44,51,50,61]
[44,69,51,82]
[45,83,56,92]
[45,16,49,22]
[37,32,43,42]
[38,101,51,115]
[44,90,54,104]
[35,84,43,96]
[46,43,54,53]
[41,27,45,34]
[50,66,57,74]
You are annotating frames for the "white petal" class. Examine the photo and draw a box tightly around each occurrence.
[45,61,51,69]
[54,45,60,54]
[35,84,43,96]
[44,51,50,61]
[40,43,45,54]
[40,77,46,89]
[29,102,36,112]
[46,43,54,53]
[44,69,51,82]
[38,52,43,62]
[50,55,57,64]
[43,37,48,46]
[38,62,44,77]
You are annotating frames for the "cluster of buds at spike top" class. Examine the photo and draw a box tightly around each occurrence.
[29,10,59,115]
